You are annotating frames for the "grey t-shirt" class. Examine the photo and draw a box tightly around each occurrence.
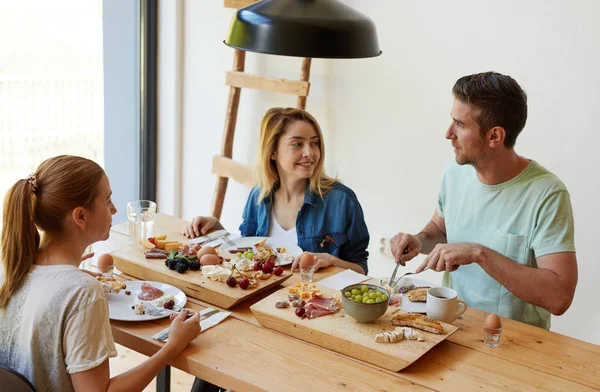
[0,264,117,392]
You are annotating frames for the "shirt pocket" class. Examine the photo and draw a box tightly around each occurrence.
[312,232,348,255]
[489,229,528,265]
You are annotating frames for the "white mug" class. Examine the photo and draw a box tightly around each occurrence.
[426,287,467,323]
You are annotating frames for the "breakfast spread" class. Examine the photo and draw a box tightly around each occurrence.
[288,282,322,299]
[391,313,444,334]
[276,292,340,319]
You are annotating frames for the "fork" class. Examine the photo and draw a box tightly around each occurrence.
[390,267,430,289]
[221,235,236,247]
[142,302,180,316]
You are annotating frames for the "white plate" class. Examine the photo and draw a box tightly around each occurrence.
[399,277,434,314]
[106,281,187,321]
[219,236,303,266]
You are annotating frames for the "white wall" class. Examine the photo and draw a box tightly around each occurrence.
[157,0,600,345]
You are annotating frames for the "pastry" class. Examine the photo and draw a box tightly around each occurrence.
[96,276,126,294]
[407,286,430,302]
[391,313,444,334]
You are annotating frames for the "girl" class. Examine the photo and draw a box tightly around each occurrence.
[0,155,200,392]
[184,108,369,275]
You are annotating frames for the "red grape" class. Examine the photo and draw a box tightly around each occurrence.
[163,300,175,310]
[262,263,273,274]
[253,261,262,271]
[265,259,275,268]
[295,307,305,317]
[273,266,284,276]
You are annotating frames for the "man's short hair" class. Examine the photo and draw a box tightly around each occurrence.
[452,72,528,148]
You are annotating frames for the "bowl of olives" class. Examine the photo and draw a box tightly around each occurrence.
[341,284,390,323]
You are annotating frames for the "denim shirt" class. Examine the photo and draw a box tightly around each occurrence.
[239,182,370,275]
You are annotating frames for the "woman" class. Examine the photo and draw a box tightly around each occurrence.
[185,107,369,275]
[0,155,200,392]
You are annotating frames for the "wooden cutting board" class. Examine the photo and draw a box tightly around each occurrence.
[112,242,293,309]
[250,284,459,372]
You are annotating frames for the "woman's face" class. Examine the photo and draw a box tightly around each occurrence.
[273,120,321,182]
[86,175,117,241]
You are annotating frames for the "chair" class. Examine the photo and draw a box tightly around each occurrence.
[0,365,37,392]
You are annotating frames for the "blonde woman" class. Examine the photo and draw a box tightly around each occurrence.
[185,107,369,275]
[0,155,200,392]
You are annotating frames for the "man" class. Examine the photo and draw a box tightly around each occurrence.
[391,72,577,329]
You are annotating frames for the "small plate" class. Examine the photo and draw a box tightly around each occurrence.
[398,277,434,314]
[106,281,187,321]
[218,236,303,266]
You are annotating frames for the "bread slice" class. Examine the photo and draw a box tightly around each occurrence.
[407,286,430,302]
[391,313,444,334]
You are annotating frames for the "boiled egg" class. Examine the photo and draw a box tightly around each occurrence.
[97,253,114,272]
[484,313,502,331]
[196,246,217,259]
[200,254,221,266]
[299,253,315,268]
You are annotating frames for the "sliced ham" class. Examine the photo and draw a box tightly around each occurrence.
[302,295,340,319]
[137,282,164,301]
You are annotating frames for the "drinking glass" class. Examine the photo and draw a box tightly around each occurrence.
[127,200,156,244]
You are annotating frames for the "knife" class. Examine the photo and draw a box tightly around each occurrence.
[388,248,409,288]
[188,229,230,245]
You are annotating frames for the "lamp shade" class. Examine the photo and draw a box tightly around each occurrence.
[224,0,381,59]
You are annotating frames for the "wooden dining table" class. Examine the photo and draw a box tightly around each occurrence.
[96,214,600,392]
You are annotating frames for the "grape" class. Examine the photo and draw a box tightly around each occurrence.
[354,295,363,302]
[344,291,352,298]
[273,266,284,276]
[246,252,255,259]
[360,285,369,293]
[163,300,175,310]
[243,251,251,258]
[381,294,389,301]
[361,297,370,304]
[295,307,305,317]
[367,299,375,304]
[236,252,243,258]
[351,288,360,296]
[226,276,237,287]
[265,259,275,268]
[253,261,262,271]
[239,278,250,290]
[368,292,377,299]
[375,291,383,297]
[374,297,383,303]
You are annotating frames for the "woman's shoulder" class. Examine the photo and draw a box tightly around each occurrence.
[323,181,360,203]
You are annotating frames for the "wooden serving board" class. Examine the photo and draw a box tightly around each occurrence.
[112,242,293,309]
[250,284,459,372]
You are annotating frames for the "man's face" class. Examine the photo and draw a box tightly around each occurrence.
[446,98,487,166]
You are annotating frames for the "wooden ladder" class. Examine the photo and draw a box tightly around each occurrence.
[211,0,313,219]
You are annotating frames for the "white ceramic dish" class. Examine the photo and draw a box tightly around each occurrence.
[106,281,186,321]
[398,277,434,314]
[219,236,303,266]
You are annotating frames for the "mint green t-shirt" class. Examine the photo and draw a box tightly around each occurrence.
[438,160,575,329]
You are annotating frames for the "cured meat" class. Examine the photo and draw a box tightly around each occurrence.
[145,248,168,259]
[302,295,340,319]
[137,282,164,301]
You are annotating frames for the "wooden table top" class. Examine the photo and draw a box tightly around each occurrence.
[99,214,600,392]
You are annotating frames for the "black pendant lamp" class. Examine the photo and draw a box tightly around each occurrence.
[225,0,381,59]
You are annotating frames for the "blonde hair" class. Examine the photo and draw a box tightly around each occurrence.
[256,107,337,202]
[0,155,105,309]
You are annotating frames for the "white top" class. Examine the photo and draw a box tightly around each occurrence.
[268,209,299,245]
[0,264,117,392]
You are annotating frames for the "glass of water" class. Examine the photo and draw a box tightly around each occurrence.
[127,200,156,244]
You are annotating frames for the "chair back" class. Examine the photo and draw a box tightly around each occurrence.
[0,365,37,392]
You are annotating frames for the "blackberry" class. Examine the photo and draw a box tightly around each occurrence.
[167,259,177,270]
[188,260,201,271]
[175,262,188,274]
[173,257,187,264]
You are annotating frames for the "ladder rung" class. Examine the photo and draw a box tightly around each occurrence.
[226,71,310,97]
[224,0,258,9]
[212,155,255,188]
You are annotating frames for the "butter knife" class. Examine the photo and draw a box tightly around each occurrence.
[388,248,409,288]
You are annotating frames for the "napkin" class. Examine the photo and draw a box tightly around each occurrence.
[152,307,231,342]
[317,269,370,291]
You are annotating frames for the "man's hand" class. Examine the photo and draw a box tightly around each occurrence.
[416,243,484,273]
[183,216,221,238]
[390,233,423,266]
[291,252,338,273]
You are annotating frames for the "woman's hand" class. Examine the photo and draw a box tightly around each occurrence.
[165,309,201,355]
[291,252,338,273]
[79,252,100,277]
[183,216,223,238]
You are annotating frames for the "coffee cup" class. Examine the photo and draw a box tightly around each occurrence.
[426,287,467,323]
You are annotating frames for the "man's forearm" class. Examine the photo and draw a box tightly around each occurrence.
[477,247,573,315]
[417,220,447,254]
